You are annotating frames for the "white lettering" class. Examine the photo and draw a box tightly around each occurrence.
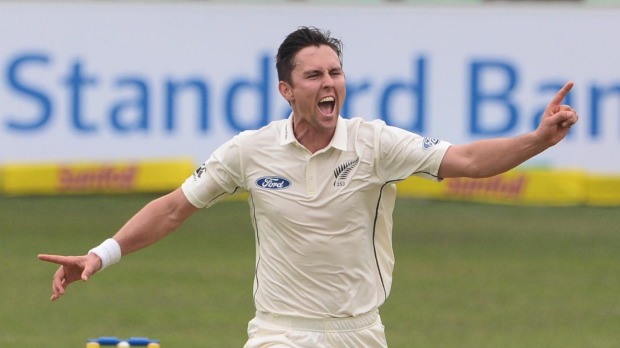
[261,178,285,188]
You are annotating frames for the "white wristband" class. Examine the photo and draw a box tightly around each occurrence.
[88,238,122,271]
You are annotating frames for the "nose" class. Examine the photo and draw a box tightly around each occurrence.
[322,72,334,87]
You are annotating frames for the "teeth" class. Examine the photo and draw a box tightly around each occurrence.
[319,96,335,103]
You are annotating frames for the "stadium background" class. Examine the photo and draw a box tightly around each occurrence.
[1,0,620,204]
[1,1,619,347]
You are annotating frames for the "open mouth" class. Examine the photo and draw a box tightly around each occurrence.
[318,96,335,115]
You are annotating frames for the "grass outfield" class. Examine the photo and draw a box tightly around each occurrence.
[1,194,619,347]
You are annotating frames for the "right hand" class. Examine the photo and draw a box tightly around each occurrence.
[37,253,102,301]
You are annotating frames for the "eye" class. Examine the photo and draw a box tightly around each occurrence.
[304,70,322,79]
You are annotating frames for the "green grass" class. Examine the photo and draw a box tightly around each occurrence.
[1,195,619,347]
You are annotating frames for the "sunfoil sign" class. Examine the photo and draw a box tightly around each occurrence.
[1,4,618,173]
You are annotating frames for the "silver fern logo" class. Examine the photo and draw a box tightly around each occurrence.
[333,157,359,187]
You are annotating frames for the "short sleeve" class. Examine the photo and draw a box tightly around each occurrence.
[377,124,452,182]
[181,136,246,208]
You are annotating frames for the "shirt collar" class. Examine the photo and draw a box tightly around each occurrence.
[330,116,348,151]
[280,113,348,151]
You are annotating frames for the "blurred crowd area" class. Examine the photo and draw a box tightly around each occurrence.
[2,0,620,4]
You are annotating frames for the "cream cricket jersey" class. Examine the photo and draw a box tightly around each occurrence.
[182,115,451,318]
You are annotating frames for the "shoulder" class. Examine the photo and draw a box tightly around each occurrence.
[234,119,284,143]
[343,117,386,131]
[346,118,393,150]
[343,117,385,127]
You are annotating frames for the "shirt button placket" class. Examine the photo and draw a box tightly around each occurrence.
[306,158,317,195]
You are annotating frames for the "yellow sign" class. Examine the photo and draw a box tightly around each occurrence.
[1,159,195,195]
[398,170,588,205]
[2,161,620,206]
[587,174,620,206]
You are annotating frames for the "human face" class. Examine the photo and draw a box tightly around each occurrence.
[279,44,346,134]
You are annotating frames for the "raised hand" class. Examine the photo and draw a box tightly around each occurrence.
[536,81,579,146]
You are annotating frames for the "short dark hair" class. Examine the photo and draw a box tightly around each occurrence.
[276,26,344,85]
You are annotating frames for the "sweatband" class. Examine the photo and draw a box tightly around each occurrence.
[88,238,122,271]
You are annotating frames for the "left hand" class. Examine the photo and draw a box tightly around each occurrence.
[535,81,579,146]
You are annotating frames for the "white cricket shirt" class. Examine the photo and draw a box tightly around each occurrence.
[182,115,451,318]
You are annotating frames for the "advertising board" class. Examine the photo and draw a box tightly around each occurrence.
[1,3,618,174]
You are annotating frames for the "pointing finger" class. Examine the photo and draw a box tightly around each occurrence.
[549,81,574,107]
[38,254,70,265]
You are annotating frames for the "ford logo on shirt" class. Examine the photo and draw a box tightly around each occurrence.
[256,176,292,190]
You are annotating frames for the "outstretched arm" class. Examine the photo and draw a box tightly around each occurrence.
[37,187,199,301]
[110,187,199,255]
[438,81,579,179]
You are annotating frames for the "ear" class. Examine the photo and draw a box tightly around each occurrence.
[278,81,294,103]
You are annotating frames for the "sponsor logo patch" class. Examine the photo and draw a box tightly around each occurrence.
[422,137,440,150]
[192,164,206,180]
[256,176,292,190]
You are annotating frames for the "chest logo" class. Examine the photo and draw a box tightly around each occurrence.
[333,157,359,187]
[256,176,292,190]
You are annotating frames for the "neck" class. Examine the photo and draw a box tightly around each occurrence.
[293,121,335,154]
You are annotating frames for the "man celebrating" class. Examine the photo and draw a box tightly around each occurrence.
[39,27,578,347]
